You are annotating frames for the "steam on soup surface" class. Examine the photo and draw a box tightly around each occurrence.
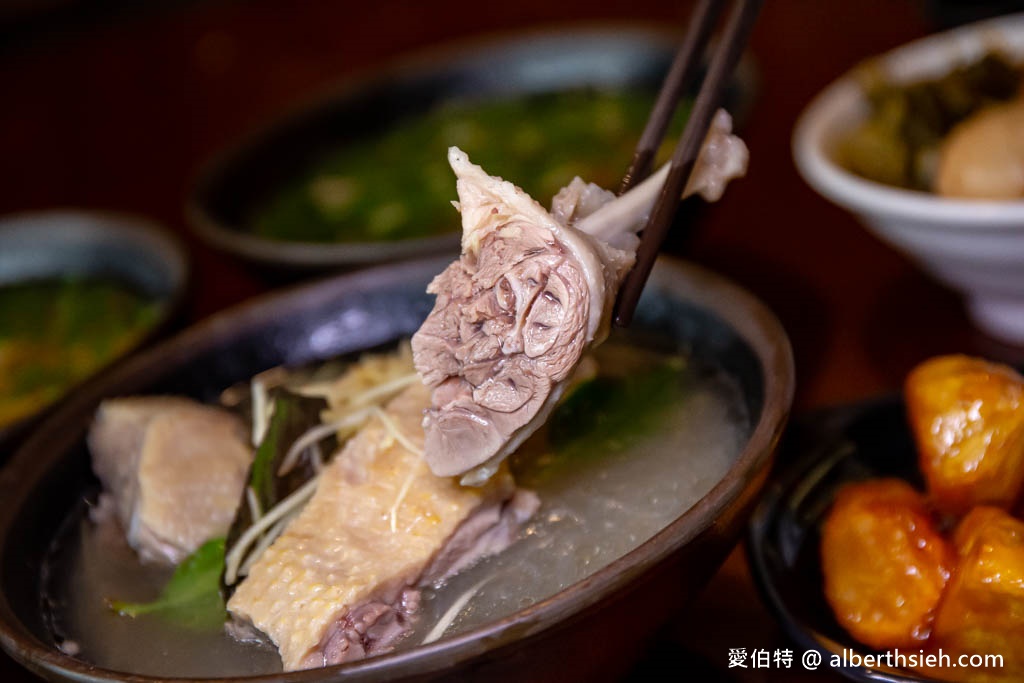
[43,333,750,677]
[0,279,160,429]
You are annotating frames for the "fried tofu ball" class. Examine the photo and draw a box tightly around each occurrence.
[821,479,953,649]
[926,506,1024,682]
[906,355,1024,515]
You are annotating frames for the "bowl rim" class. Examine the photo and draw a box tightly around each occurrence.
[0,208,190,448]
[0,207,189,283]
[0,256,794,682]
[791,11,1024,225]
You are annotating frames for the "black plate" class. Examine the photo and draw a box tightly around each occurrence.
[187,25,756,271]
[747,396,946,683]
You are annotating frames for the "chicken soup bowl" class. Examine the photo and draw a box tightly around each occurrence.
[188,25,756,274]
[0,256,793,682]
[0,210,187,458]
[792,13,1024,344]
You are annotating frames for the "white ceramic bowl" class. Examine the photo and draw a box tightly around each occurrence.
[793,13,1024,343]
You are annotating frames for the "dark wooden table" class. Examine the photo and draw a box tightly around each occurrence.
[1,0,1015,680]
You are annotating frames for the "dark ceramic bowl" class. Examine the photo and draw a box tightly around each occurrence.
[0,210,188,459]
[748,397,944,683]
[0,256,793,682]
[187,25,755,272]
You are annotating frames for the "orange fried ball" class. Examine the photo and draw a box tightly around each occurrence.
[905,355,1024,515]
[821,479,953,649]
[926,506,1024,682]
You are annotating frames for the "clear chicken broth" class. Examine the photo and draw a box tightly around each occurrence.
[42,335,750,677]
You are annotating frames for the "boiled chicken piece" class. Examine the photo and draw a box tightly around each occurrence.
[227,382,538,671]
[412,109,748,484]
[88,397,254,565]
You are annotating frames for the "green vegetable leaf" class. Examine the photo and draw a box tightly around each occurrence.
[249,397,292,505]
[545,360,687,466]
[110,538,226,631]
[223,390,331,597]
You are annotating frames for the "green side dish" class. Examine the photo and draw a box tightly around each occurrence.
[839,52,1022,190]
[251,89,685,243]
[0,279,161,429]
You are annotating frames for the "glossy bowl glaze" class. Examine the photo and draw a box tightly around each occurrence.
[0,256,792,682]
[188,25,754,272]
[792,13,1024,344]
[0,210,187,458]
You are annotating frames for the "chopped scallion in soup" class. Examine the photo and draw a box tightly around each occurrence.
[0,279,160,428]
[251,89,685,243]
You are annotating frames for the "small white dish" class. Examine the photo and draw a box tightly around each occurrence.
[792,13,1024,344]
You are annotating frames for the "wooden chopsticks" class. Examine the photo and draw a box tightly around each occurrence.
[613,0,763,327]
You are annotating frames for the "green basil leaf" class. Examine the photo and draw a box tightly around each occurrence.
[110,538,226,631]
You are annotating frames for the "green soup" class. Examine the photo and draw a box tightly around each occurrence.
[0,279,160,428]
[251,89,685,243]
